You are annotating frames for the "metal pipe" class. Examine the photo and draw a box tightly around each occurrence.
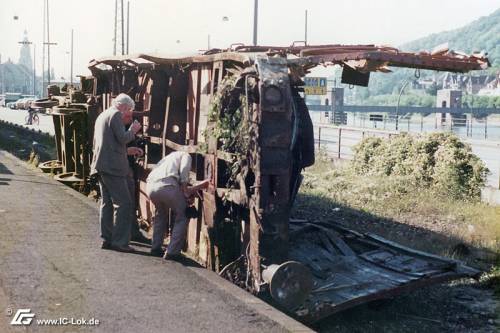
[253,0,258,46]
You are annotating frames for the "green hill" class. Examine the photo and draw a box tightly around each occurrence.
[343,8,500,102]
[401,8,500,67]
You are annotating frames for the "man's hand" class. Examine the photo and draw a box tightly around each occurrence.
[127,147,144,157]
[182,179,210,198]
[130,119,142,134]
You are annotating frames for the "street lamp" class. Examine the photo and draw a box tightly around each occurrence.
[395,80,411,131]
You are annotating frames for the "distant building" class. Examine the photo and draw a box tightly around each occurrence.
[442,72,497,94]
[477,71,500,96]
[0,31,40,95]
[0,59,32,94]
[435,89,465,127]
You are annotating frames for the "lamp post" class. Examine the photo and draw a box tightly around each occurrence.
[45,0,58,85]
[395,80,410,131]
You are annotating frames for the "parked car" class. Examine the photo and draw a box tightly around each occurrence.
[24,98,36,109]
[6,102,17,109]
[15,98,36,110]
[15,98,29,110]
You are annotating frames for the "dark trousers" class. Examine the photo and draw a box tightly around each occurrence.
[98,173,133,247]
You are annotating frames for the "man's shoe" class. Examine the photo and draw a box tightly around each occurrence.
[150,249,165,257]
[101,241,112,250]
[130,233,152,245]
[111,245,135,253]
[163,253,183,261]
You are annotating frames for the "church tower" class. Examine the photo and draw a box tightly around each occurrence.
[18,30,33,70]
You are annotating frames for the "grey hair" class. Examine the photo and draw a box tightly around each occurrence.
[112,93,135,110]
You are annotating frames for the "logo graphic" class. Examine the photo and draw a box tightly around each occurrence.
[10,309,35,325]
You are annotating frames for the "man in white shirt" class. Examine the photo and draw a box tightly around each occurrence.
[146,151,208,258]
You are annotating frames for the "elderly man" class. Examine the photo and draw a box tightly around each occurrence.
[146,151,209,259]
[91,93,141,253]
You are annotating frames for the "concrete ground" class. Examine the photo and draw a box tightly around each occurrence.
[0,150,311,333]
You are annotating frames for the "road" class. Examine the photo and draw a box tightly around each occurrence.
[0,107,55,135]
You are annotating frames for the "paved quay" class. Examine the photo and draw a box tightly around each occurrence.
[0,150,312,333]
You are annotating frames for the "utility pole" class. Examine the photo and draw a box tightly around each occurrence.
[207,34,211,50]
[113,0,117,55]
[253,0,258,46]
[70,29,74,86]
[42,0,46,96]
[47,0,51,84]
[114,0,125,55]
[121,0,125,55]
[305,10,308,45]
[126,1,130,54]
[45,0,57,85]
[33,44,36,95]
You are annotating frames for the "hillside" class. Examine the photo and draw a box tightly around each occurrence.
[344,8,500,102]
[401,8,500,67]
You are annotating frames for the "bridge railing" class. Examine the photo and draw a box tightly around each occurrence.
[310,110,500,141]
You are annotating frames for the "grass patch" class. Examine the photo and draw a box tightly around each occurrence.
[0,122,56,164]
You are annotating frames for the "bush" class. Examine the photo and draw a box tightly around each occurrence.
[349,133,489,199]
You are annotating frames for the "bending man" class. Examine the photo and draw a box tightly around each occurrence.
[146,151,208,259]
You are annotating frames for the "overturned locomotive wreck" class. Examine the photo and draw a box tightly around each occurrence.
[48,44,488,323]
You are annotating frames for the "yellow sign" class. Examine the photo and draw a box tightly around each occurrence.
[304,77,327,95]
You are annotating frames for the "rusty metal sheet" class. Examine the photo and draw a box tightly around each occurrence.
[288,221,480,323]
